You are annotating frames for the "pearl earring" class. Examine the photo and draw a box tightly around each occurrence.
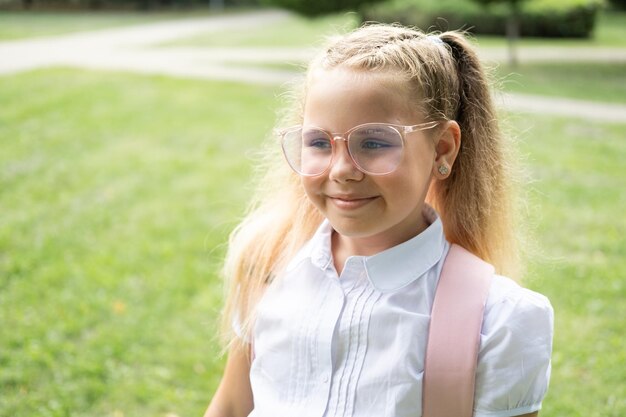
[438,165,450,175]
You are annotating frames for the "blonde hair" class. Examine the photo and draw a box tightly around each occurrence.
[219,24,520,351]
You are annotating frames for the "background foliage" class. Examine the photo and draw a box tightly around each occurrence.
[1,0,618,40]
[361,0,603,37]
[258,0,384,16]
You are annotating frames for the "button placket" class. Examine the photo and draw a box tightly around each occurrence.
[314,278,344,417]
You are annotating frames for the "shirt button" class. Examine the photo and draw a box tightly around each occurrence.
[322,374,329,383]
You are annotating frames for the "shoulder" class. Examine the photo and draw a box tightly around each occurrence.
[483,274,554,336]
[473,275,554,417]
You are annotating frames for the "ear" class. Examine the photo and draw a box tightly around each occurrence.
[431,120,461,179]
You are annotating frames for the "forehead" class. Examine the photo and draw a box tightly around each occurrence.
[304,68,421,130]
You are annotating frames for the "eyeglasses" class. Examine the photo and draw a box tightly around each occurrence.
[277,121,440,176]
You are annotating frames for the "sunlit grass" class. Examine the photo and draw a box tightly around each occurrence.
[0,68,278,417]
[159,11,359,48]
[1,68,625,417]
[512,113,626,417]
[0,8,238,41]
[493,62,626,104]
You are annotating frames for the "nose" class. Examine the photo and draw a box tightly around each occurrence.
[328,137,364,182]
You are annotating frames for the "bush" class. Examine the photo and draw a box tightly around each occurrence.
[259,0,385,17]
[360,0,603,37]
[607,0,625,9]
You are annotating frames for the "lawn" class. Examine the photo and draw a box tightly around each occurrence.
[1,68,625,417]
[493,62,626,105]
[0,8,236,41]
[513,113,626,417]
[0,68,278,417]
[159,11,359,48]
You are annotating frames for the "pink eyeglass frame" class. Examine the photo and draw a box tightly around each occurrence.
[276,121,441,176]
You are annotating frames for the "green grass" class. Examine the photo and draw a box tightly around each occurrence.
[493,62,626,104]
[1,68,625,417]
[595,10,626,46]
[512,113,626,417]
[0,9,233,41]
[0,68,277,417]
[159,11,360,47]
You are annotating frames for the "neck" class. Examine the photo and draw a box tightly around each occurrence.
[331,215,428,275]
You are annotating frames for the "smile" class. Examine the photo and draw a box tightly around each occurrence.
[328,195,378,210]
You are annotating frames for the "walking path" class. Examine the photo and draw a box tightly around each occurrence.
[0,10,292,75]
[1,10,625,122]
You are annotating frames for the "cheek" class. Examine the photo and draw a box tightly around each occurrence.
[381,159,433,201]
[407,145,435,185]
[301,177,324,206]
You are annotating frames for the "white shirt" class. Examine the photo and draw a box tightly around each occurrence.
[248,207,554,417]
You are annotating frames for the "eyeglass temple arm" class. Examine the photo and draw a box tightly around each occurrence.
[404,121,441,133]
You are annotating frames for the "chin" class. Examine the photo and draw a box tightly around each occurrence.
[328,218,381,239]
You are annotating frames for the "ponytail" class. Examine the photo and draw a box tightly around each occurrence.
[428,32,519,278]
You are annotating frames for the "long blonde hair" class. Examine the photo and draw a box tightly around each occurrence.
[219,24,520,350]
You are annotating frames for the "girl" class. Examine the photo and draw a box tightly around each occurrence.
[205,24,553,417]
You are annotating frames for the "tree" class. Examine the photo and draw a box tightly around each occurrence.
[209,0,224,10]
[472,0,527,66]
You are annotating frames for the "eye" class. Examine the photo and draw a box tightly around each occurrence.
[303,130,331,149]
[360,139,393,149]
[352,126,402,152]
[308,138,332,149]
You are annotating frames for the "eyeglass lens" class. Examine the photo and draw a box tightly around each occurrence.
[281,125,404,176]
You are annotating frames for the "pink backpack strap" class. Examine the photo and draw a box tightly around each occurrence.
[422,244,494,417]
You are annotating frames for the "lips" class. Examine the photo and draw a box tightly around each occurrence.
[328,194,378,210]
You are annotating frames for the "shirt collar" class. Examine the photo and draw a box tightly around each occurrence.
[301,205,447,292]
